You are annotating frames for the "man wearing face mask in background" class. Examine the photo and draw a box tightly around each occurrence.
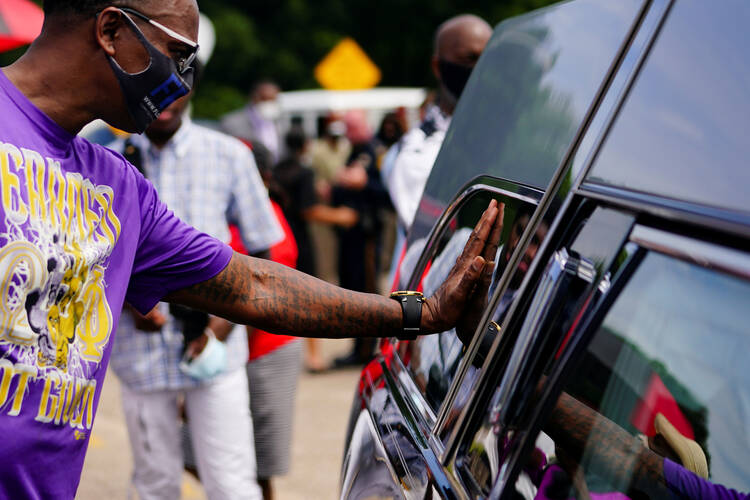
[108,45,283,499]
[0,0,502,497]
[382,14,492,282]
[221,80,283,163]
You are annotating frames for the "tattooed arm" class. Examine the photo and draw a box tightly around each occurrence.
[165,200,503,339]
[545,390,672,498]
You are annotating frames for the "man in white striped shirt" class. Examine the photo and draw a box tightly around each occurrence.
[108,81,282,500]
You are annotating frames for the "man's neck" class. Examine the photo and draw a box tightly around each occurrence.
[437,90,456,116]
[4,38,99,135]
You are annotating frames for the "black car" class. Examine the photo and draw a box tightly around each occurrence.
[340,0,750,498]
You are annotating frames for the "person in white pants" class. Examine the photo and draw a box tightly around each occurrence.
[121,365,259,499]
[107,39,283,497]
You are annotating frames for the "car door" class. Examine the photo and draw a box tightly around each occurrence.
[341,178,544,500]
[449,0,750,493]
[386,0,655,461]
[341,0,660,496]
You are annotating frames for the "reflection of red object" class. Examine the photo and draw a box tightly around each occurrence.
[631,373,694,439]
[358,339,398,405]
[0,0,44,52]
[555,295,593,360]
[416,195,447,228]
[390,243,407,292]
[229,201,300,360]
[389,241,430,294]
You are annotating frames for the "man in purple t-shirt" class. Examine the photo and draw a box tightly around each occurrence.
[0,0,502,497]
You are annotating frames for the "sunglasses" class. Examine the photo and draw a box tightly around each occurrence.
[117,7,199,74]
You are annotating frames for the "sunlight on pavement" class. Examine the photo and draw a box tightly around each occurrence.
[78,339,361,499]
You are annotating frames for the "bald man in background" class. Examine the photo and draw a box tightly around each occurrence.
[383,14,493,235]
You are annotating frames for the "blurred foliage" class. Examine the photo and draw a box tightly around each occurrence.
[0,46,29,67]
[1,0,559,119]
[195,0,559,119]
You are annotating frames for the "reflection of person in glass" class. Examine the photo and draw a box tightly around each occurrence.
[398,202,504,399]
[453,210,550,367]
[532,390,748,499]
[491,212,549,326]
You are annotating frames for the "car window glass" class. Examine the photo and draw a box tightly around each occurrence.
[396,191,536,416]
[410,0,645,244]
[586,0,750,215]
[494,251,750,498]
[453,208,638,496]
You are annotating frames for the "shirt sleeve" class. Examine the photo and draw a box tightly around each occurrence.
[126,174,234,314]
[663,458,749,500]
[228,144,284,254]
[383,128,439,231]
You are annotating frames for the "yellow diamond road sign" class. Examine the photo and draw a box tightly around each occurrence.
[314,38,382,90]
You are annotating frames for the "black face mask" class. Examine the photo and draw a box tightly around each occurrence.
[438,59,474,101]
[107,14,194,134]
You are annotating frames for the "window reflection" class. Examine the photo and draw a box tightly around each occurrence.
[398,194,535,412]
[587,0,750,214]
[493,211,550,324]
[418,0,643,219]
[467,251,750,498]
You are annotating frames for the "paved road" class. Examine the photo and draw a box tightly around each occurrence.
[77,339,362,499]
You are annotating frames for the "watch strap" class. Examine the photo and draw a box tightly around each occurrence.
[390,291,424,340]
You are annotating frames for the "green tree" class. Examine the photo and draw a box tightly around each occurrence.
[194,0,558,118]
[1,0,560,120]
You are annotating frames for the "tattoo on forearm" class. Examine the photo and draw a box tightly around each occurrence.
[545,392,670,498]
[176,253,402,339]
[186,253,251,305]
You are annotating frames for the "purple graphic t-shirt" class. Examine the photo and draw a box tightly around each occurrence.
[0,70,233,497]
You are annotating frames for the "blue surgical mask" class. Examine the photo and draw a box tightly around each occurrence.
[179,332,227,380]
[106,9,194,133]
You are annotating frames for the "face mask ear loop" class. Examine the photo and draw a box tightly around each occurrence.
[105,9,154,77]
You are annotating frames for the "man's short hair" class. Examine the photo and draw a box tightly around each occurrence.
[43,0,135,16]
[284,127,307,154]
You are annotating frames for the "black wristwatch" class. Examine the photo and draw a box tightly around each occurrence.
[389,291,424,340]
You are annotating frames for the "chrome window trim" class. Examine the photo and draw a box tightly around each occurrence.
[391,177,542,435]
[491,248,596,426]
[412,181,543,442]
[390,349,439,427]
[579,182,750,240]
[406,177,543,291]
[630,225,750,280]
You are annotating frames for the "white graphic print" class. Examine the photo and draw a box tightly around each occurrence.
[0,142,122,429]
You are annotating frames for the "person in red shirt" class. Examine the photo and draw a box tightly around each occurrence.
[229,142,305,500]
